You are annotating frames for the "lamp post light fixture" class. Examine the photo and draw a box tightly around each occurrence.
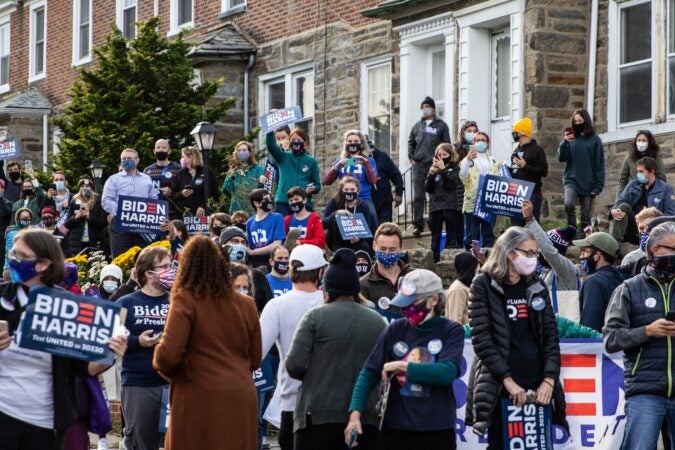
[190,121,217,209]
[87,159,105,193]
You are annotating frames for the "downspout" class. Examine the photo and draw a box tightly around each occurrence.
[42,113,48,171]
[586,0,599,119]
[243,52,256,135]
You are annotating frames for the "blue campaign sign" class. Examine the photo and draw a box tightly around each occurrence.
[501,400,552,450]
[260,106,303,134]
[18,287,121,365]
[253,354,276,394]
[0,137,19,161]
[159,387,170,433]
[336,212,373,240]
[183,215,210,236]
[477,175,535,219]
[115,195,169,234]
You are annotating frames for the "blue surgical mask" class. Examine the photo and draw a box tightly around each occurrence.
[55,181,65,191]
[228,244,247,262]
[121,159,136,172]
[464,132,475,144]
[636,173,648,184]
[237,288,250,296]
[376,251,400,268]
[640,232,649,252]
[9,257,40,284]
[475,141,488,153]
[237,151,250,161]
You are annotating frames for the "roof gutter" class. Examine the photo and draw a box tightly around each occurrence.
[243,52,256,135]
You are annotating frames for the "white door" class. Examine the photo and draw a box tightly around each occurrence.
[489,29,512,165]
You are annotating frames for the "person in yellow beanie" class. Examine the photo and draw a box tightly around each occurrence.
[509,117,548,225]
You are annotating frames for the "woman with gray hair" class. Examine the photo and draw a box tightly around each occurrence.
[466,226,567,448]
[323,130,379,221]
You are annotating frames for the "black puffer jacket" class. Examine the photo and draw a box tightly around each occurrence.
[465,272,568,435]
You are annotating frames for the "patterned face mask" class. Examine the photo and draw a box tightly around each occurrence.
[155,267,176,290]
[376,251,400,268]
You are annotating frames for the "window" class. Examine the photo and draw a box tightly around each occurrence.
[222,0,246,14]
[117,0,136,40]
[619,2,651,124]
[29,2,46,81]
[431,49,446,120]
[73,0,92,65]
[260,65,315,149]
[360,59,391,153]
[170,0,193,34]
[0,20,9,92]
[493,32,511,119]
[669,0,675,115]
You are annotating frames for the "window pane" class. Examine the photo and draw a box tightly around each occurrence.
[231,0,245,7]
[0,25,8,55]
[178,0,192,25]
[1,55,8,85]
[431,51,445,102]
[36,42,44,74]
[495,35,511,118]
[123,7,136,39]
[367,64,391,152]
[268,82,285,110]
[621,3,651,64]
[80,24,90,58]
[295,73,314,118]
[80,0,89,24]
[671,0,675,53]
[124,0,136,7]
[619,62,651,123]
[35,8,45,42]
[670,57,675,115]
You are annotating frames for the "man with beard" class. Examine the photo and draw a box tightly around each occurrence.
[144,139,181,218]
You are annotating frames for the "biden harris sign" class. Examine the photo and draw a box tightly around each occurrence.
[115,196,169,234]
[477,175,535,219]
[18,287,122,364]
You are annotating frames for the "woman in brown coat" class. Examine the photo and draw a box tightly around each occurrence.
[153,235,262,450]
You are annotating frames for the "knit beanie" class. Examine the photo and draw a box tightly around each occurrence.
[512,117,533,138]
[421,96,436,109]
[100,264,124,283]
[323,248,361,297]
[547,225,576,256]
[219,226,248,245]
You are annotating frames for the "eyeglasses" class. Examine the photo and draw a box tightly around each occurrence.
[153,264,172,271]
[8,249,37,261]
[514,248,540,259]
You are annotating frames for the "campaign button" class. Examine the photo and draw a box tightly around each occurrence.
[393,341,409,358]
[427,339,443,355]
[195,178,204,186]
[645,297,657,308]
[378,297,390,310]
[531,297,546,311]
[164,172,172,179]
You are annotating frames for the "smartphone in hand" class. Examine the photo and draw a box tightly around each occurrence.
[0,320,8,333]
[666,312,675,321]
[348,429,358,449]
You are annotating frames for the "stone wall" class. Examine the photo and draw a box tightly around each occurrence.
[523,0,591,220]
[250,21,396,203]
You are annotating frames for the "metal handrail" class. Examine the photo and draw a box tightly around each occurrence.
[395,165,428,232]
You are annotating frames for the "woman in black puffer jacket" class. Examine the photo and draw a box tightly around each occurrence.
[466,226,568,448]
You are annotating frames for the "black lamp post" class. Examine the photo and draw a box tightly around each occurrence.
[190,122,217,209]
[87,159,105,194]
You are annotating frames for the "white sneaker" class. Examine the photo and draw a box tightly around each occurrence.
[97,438,109,450]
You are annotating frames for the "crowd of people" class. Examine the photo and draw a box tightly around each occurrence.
[0,96,673,450]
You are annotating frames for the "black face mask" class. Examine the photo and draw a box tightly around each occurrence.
[212,226,224,237]
[511,132,521,143]
[652,254,675,279]
[291,141,305,154]
[289,201,304,214]
[572,122,585,136]
[155,151,169,161]
[42,217,56,227]
[8,172,21,181]
[23,189,34,197]
[356,263,370,275]
[261,199,274,212]
[442,157,451,166]
[346,143,362,154]
[234,222,246,232]
[273,260,289,275]
[343,191,357,203]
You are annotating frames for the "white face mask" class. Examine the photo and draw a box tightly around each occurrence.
[636,141,648,153]
[102,280,119,294]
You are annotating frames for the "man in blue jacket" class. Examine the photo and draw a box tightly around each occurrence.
[611,156,675,244]
[603,221,675,449]
[367,137,404,224]
[573,232,623,332]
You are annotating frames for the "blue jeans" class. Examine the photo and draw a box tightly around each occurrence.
[463,213,495,250]
[622,394,675,450]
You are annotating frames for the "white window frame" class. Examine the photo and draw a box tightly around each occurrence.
[604,0,675,142]
[258,63,315,148]
[28,0,47,82]
[72,0,92,66]
[221,0,246,15]
[116,0,137,40]
[0,17,10,94]
[169,0,194,36]
[360,55,392,153]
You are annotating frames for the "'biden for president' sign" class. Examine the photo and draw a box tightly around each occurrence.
[477,175,535,219]
[115,196,169,234]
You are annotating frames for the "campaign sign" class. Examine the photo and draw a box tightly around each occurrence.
[501,400,552,450]
[159,387,170,433]
[0,137,19,161]
[260,106,303,134]
[18,287,121,365]
[183,215,210,236]
[263,160,278,194]
[477,175,535,218]
[115,195,169,234]
[253,354,276,394]
[336,212,373,240]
